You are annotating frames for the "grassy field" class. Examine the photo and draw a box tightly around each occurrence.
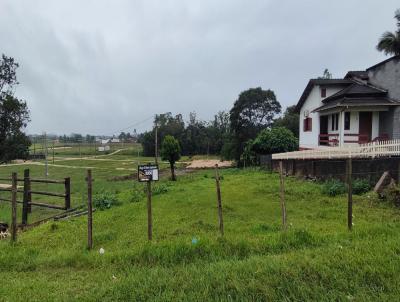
[0,160,400,300]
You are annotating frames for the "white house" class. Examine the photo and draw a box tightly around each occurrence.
[297,56,400,150]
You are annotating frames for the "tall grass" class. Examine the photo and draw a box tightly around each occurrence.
[0,167,399,300]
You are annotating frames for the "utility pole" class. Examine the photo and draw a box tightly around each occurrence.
[154,121,158,165]
[44,132,49,177]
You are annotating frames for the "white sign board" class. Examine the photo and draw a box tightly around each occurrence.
[138,164,159,182]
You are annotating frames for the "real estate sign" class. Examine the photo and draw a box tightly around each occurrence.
[138,164,159,182]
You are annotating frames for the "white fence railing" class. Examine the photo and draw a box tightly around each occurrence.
[272,139,400,160]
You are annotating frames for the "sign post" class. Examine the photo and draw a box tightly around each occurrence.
[138,164,159,241]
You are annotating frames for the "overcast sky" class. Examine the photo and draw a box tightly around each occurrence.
[1,1,399,135]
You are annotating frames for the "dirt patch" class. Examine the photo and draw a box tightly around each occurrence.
[0,184,23,189]
[52,146,72,150]
[12,160,34,164]
[186,159,233,169]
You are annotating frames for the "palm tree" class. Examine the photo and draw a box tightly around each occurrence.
[376,9,400,56]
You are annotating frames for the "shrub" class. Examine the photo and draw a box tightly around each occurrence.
[93,191,120,210]
[119,187,145,203]
[152,183,170,196]
[381,183,400,206]
[352,179,371,195]
[251,127,298,155]
[321,179,346,197]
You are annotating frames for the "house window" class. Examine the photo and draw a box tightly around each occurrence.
[331,113,339,131]
[321,88,326,98]
[303,117,312,132]
[344,112,351,130]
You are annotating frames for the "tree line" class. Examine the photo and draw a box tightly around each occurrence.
[139,87,299,165]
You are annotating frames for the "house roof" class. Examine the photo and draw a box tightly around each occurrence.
[295,79,353,112]
[344,71,368,80]
[321,82,387,104]
[296,56,400,113]
[313,97,400,112]
[366,55,400,71]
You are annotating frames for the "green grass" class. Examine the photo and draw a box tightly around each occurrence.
[0,166,400,301]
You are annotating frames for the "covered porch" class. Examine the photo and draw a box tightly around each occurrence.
[317,109,388,147]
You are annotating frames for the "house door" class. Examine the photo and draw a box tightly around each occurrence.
[359,112,372,142]
[319,115,328,145]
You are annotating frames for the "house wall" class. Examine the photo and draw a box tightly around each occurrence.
[326,111,359,135]
[372,111,379,139]
[270,157,400,185]
[368,57,400,100]
[299,86,344,149]
[324,110,379,144]
[393,107,400,139]
[368,57,400,139]
[379,110,394,138]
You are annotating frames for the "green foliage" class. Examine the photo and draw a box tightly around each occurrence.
[220,136,236,161]
[352,179,371,195]
[273,105,299,138]
[317,68,333,79]
[161,135,181,164]
[0,54,30,163]
[242,139,257,166]
[382,183,400,206]
[152,183,170,195]
[119,187,145,203]
[229,87,281,162]
[139,111,230,157]
[1,168,400,300]
[376,9,400,56]
[322,178,370,197]
[161,135,181,181]
[251,127,298,155]
[321,179,346,197]
[93,191,120,210]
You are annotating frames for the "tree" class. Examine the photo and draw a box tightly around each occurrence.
[251,127,298,155]
[377,9,400,56]
[273,105,299,137]
[160,135,181,181]
[229,87,281,164]
[318,68,332,79]
[0,54,30,163]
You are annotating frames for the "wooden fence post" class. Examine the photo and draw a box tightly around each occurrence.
[147,181,152,241]
[22,169,30,225]
[397,160,400,184]
[11,172,17,243]
[215,164,224,236]
[346,158,353,231]
[64,177,71,210]
[279,161,287,230]
[87,169,93,250]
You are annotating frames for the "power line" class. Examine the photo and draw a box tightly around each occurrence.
[106,115,154,136]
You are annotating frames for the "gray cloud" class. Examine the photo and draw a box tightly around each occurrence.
[0,0,398,135]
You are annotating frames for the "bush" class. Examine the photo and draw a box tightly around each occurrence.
[93,191,120,210]
[119,187,145,203]
[352,179,371,195]
[321,179,346,197]
[251,127,298,155]
[381,183,400,206]
[152,183,170,196]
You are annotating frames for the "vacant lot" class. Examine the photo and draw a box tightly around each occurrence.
[0,164,399,301]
